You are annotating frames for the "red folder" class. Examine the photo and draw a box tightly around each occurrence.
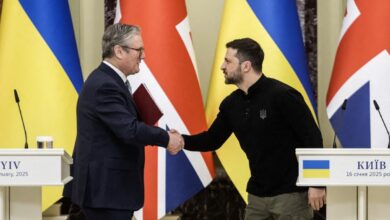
[132,83,163,125]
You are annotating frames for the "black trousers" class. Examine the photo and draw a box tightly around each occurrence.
[82,207,133,220]
[67,202,85,220]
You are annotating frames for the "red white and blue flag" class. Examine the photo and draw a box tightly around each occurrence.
[327,0,390,148]
[114,0,215,219]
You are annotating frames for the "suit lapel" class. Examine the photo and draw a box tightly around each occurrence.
[98,63,140,117]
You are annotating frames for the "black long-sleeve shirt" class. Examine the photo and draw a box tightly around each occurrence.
[183,75,323,197]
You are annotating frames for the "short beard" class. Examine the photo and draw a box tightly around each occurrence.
[224,68,243,85]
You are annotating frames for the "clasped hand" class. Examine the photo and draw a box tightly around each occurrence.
[167,129,184,155]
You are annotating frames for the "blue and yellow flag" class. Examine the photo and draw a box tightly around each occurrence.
[303,160,330,178]
[206,0,317,201]
[0,0,83,210]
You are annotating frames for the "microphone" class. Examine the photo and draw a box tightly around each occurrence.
[14,89,29,149]
[333,99,348,148]
[373,100,390,148]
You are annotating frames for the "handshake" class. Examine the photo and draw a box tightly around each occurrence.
[167,129,185,155]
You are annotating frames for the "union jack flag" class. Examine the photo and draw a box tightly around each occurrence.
[327,0,390,148]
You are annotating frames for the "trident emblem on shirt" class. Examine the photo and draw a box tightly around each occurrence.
[259,109,267,119]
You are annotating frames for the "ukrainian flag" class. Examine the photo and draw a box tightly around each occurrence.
[303,160,330,178]
[0,0,83,210]
[207,0,317,201]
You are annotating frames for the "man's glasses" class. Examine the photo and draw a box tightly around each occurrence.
[121,45,144,54]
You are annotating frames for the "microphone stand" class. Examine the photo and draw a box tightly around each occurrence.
[373,100,390,149]
[14,89,29,149]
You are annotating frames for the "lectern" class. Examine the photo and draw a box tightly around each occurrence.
[296,148,390,220]
[0,149,72,220]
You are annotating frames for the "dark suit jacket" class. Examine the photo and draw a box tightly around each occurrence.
[71,62,169,211]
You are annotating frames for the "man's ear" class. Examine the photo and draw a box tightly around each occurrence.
[241,60,252,72]
[113,45,124,59]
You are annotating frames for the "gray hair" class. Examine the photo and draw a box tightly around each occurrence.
[102,23,141,59]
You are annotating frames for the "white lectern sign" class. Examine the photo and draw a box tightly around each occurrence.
[296,148,390,186]
[296,148,390,220]
[0,148,72,220]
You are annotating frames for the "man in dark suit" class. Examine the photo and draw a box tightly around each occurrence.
[70,23,183,220]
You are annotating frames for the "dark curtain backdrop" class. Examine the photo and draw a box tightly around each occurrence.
[298,0,318,101]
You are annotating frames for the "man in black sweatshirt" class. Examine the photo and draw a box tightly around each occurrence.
[181,38,325,220]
